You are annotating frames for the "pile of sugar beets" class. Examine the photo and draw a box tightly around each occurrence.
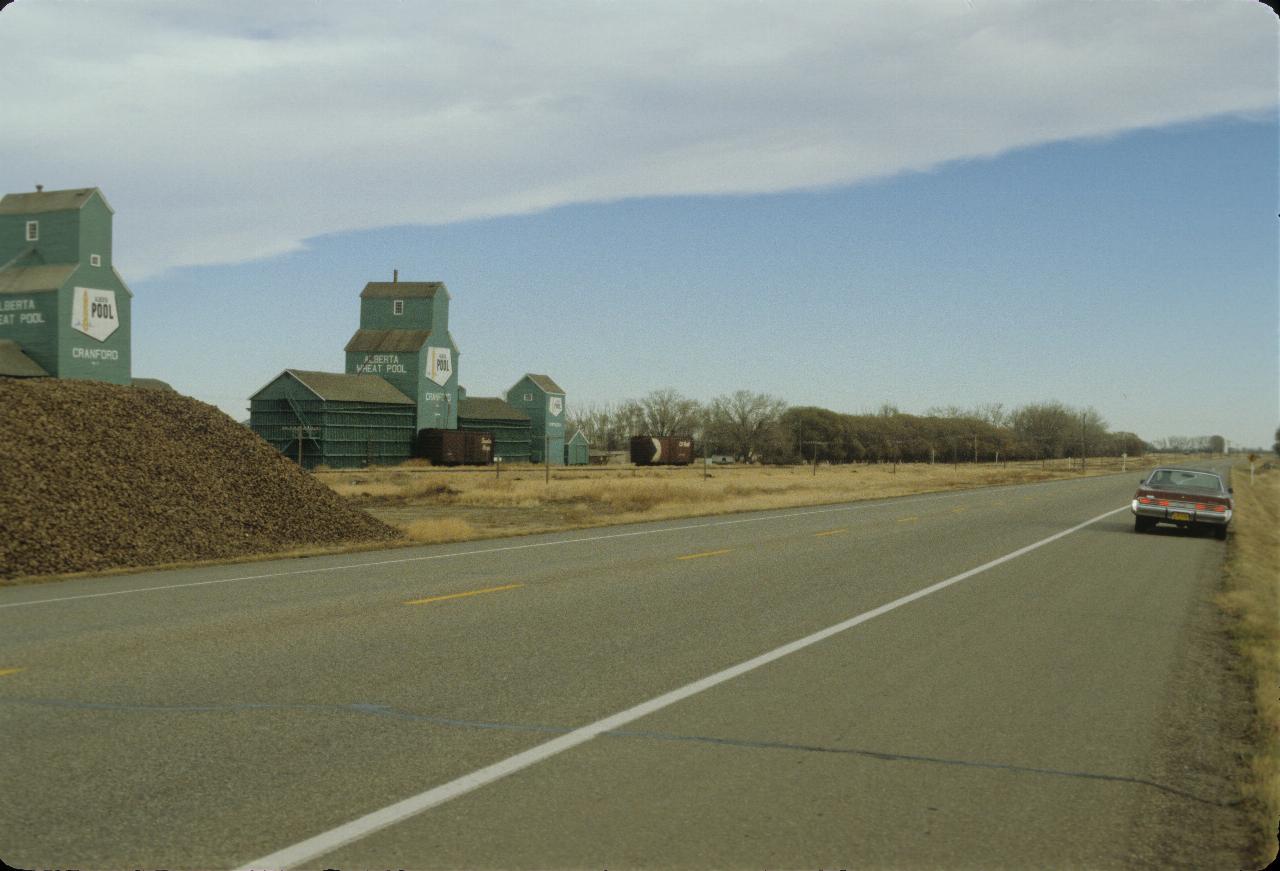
[0,378,400,580]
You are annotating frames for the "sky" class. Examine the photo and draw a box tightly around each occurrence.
[2,0,1277,448]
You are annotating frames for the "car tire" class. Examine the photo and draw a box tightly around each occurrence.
[1134,516,1153,533]
[1214,526,1228,541]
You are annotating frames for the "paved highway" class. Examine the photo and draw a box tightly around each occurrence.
[0,466,1250,869]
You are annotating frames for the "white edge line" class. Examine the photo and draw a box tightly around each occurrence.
[234,504,1128,870]
[0,476,1121,610]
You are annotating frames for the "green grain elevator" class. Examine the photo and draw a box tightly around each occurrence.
[507,374,566,464]
[344,278,459,432]
[0,187,131,384]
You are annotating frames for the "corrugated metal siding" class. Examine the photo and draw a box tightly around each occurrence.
[250,398,414,469]
[458,416,531,463]
[250,373,414,469]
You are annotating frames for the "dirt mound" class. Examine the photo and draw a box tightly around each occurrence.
[0,378,401,580]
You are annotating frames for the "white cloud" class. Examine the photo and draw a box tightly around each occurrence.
[1,0,1273,278]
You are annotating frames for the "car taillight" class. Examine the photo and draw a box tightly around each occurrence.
[1195,503,1207,510]
[1157,500,1170,507]
[1213,505,1226,513]
[1138,496,1154,505]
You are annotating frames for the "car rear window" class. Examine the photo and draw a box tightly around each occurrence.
[1146,470,1223,492]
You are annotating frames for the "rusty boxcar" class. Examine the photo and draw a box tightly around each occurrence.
[630,435,694,466]
[463,431,493,465]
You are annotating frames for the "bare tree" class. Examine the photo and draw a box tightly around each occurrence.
[707,391,788,462]
[624,388,703,437]
[971,402,1009,428]
[1011,401,1075,459]
[567,401,631,451]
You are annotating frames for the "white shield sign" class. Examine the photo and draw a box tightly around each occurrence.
[548,396,563,417]
[425,347,452,386]
[70,287,119,342]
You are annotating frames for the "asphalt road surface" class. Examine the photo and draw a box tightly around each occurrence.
[1,465,1252,869]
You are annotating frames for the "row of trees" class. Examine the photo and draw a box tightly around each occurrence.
[568,389,787,461]
[1150,435,1226,454]
[567,390,1156,464]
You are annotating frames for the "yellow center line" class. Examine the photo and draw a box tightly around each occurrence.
[0,668,24,677]
[404,583,523,606]
[896,516,919,523]
[813,528,847,537]
[952,506,967,513]
[677,549,731,561]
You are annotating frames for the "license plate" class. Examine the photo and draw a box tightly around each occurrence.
[1170,511,1191,522]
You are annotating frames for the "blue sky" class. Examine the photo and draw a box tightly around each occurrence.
[4,1,1277,446]
[136,113,1278,446]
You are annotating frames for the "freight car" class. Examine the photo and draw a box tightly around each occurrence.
[417,429,493,465]
[630,435,694,466]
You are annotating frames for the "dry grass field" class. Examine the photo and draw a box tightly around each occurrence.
[1218,459,1280,862]
[317,455,1165,544]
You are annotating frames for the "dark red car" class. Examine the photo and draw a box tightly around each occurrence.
[1131,467,1233,540]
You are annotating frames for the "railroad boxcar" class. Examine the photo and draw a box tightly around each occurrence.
[630,435,694,466]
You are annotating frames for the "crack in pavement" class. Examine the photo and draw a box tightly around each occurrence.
[608,728,1239,808]
[2,695,1236,807]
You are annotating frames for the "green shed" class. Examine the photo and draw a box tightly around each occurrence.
[457,396,531,463]
[0,187,132,385]
[506,373,565,464]
[249,369,416,469]
[564,430,589,465]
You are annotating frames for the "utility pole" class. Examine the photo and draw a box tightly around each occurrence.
[545,434,550,484]
[803,440,826,477]
[973,432,978,465]
[1080,412,1087,471]
[286,425,312,468]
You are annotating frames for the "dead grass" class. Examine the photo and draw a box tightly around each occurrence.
[1218,460,1280,863]
[320,455,1171,542]
[399,516,479,544]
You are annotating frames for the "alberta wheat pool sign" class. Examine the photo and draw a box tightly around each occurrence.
[70,287,119,341]
[426,347,452,386]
